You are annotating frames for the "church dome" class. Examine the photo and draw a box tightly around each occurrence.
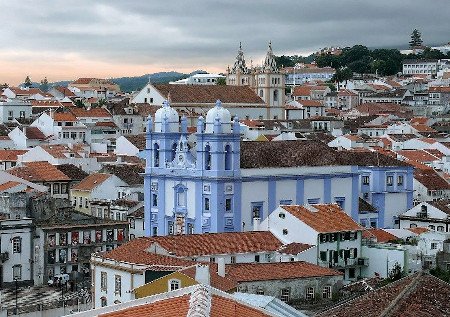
[154,100,179,132]
[205,100,231,133]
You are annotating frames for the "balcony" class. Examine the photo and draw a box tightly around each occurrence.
[319,257,369,268]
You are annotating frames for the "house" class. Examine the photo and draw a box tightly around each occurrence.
[17,144,99,172]
[68,78,120,99]
[8,161,71,199]
[70,173,128,214]
[106,100,144,135]
[283,66,335,86]
[100,164,144,201]
[337,89,359,109]
[428,86,450,106]
[226,261,343,302]
[400,201,450,232]
[2,87,45,100]
[292,85,330,101]
[90,231,283,307]
[115,134,146,157]
[0,99,32,123]
[402,59,439,75]
[7,126,48,149]
[48,86,77,100]
[413,168,450,202]
[318,272,450,317]
[171,73,226,85]
[261,204,365,281]
[0,149,27,170]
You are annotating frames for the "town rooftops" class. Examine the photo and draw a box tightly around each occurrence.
[52,112,78,122]
[53,86,76,97]
[362,228,398,243]
[8,161,70,182]
[71,173,112,191]
[100,164,144,186]
[225,261,342,283]
[414,169,450,190]
[318,272,450,317]
[153,84,265,104]
[292,85,328,96]
[179,264,238,292]
[8,87,44,96]
[40,144,82,158]
[281,204,362,233]
[277,242,314,255]
[55,164,88,181]
[239,140,410,169]
[23,127,46,140]
[124,134,146,150]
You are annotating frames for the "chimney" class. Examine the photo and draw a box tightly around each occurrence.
[195,264,210,286]
[217,257,225,278]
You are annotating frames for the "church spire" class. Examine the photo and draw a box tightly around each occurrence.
[263,41,278,73]
[230,42,249,74]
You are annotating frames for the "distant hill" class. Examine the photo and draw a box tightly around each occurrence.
[47,71,203,93]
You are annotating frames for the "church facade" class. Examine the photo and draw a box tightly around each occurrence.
[226,42,286,119]
[143,101,414,236]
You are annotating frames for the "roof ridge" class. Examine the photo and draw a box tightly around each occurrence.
[186,284,211,317]
[379,272,424,317]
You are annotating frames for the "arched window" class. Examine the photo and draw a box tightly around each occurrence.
[273,90,278,102]
[171,143,177,161]
[224,144,232,170]
[154,143,160,167]
[205,144,211,170]
[259,90,264,98]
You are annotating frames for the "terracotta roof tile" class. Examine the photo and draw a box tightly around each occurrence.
[54,86,76,97]
[125,134,146,150]
[282,204,362,233]
[24,127,46,140]
[318,273,450,317]
[71,173,112,191]
[298,100,324,107]
[70,107,112,118]
[0,150,27,161]
[95,121,117,128]
[363,228,398,243]
[407,227,429,235]
[226,261,342,282]
[293,85,328,96]
[154,84,265,104]
[397,150,440,163]
[52,112,78,121]
[414,169,450,190]
[0,181,21,192]
[278,242,314,254]
[31,100,63,108]
[8,162,70,182]
[40,144,81,158]
[55,164,88,181]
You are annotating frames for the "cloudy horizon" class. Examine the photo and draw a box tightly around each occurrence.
[1,0,449,85]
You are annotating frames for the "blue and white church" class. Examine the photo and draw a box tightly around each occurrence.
[144,101,414,236]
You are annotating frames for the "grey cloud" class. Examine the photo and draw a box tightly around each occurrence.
[1,0,449,73]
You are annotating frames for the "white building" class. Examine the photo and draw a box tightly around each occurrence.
[0,100,32,124]
[171,73,226,85]
[402,59,439,75]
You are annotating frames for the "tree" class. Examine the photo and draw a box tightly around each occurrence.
[24,76,32,88]
[409,29,423,48]
[40,77,49,92]
[332,67,353,90]
[388,262,405,282]
[216,77,226,85]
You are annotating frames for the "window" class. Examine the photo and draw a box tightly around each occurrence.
[176,187,186,207]
[320,251,327,262]
[115,275,122,295]
[280,288,290,302]
[13,265,22,280]
[437,226,444,232]
[152,227,158,236]
[251,202,263,220]
[169,279,180,291]
[85,198,89,209]
[204,197,210,211]
[306,287,315,300]
[335,197,345,209]
[168,221,174,235]
[152,193,158,207]
[386,175,394,186]
[19,111,25,118]
[362,176,370,185]
[12,237,21,253]
[410,223,417,228]
[61,183,68,194]
[259,90,263,98]
[322,286,332,299]
[282,229,288,235]
[278,213,285,219]
[348,268,356,279]
[429,225,435,230]
[307,198,320,204]
[231,256,236,264]
[78,197,82,208]
[8,111,13,120]
[431,243,438,249]
[53,183,60,194]
[101,272,107,291]
[280,200,292,206]
[397,175,404,186]
[255,255,260,263]
[205,144,211,170]
[256,287,265,295]
[187,223,194,234]
[153,143,160,167]
[101,297,107,307]
[225,198,232,212]
[225,144,232,170]
[273,90,278,102]
[210,257,216,263]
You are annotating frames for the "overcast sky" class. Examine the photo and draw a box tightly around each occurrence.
[1,0,449,85]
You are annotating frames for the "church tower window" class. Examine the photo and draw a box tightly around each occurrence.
[225,144,232,170]
[205,144,211,170]
[154,143,160,167]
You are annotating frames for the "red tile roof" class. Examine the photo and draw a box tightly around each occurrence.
[397,150,440,163]
[412,124,436,133]
[52,112,78,122]
[429,86,450,93]
[95,121,117,128]
[414,169,450,190]
[24,127,46,140]
[31,100,63,108]
[53,86,76,97]
[8,161,70,182]
[0,181,21,192]
[281,204,363,233]
[71,173,112,191]
[278,242,314,254]
[0,150,27,161]
[292,85,328,96]
[298,100,324,107]
[407,227,428,235]
[9,87,44,96]
[154,84,265,104]
[363,229,398,243]
[40,144,81,158]
[70,107,112,118]
[225,261,342,282]
[318,273,450,317]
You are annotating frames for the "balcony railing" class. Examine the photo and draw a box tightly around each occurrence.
[319,257,369,268]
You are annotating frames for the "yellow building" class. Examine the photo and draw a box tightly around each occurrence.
[134,264,237,299]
